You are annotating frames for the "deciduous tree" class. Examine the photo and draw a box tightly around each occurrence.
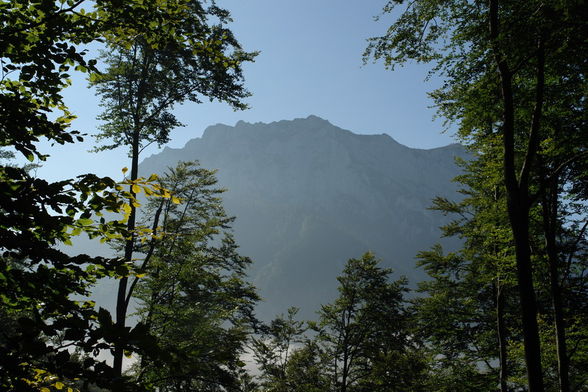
[132,161,258,391]
[90,0,256,375]
[366,1,588,390]
[314,252,425,392]
[251,307,308,391]
[0,1,203,389]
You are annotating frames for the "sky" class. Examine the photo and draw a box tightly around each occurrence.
[31,0,456,182]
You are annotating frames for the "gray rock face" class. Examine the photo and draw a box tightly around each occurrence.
[140,115,465,320]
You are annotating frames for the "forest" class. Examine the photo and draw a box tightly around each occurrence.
[0,1,587,391]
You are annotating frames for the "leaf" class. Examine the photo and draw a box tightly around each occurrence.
[122,204,132,215]
[78,218,93,226]
[122,167,128,174]
[131,184,141,194]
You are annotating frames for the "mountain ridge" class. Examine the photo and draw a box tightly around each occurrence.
[151,115,462,159]
[140,115,466,319]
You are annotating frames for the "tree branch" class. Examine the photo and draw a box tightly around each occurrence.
[519,36,545,191]
[124,197,165,310]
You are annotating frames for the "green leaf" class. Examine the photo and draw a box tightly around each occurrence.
[78,218,93,226]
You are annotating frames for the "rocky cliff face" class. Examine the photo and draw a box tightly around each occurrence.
[140,115,466,319]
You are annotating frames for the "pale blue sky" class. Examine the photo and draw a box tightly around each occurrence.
[33,0,455,182]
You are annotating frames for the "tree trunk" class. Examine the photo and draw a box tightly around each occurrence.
[113,129,140,377]
[496,281,509,392]
[341,339,349,392]
[508,209,545,392]
[489,2,545,389]
[542,176,570,392]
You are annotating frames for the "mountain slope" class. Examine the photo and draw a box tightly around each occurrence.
[140,115,465,319]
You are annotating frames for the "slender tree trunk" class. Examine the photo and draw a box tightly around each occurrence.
[542,176,570,392]
[492,187,510,392]
[341,348,348,392]
[509,209,545,392]
[113,129,140,377]
[341,336,348,392]
[340,309,350,392]
[489,2,545,390]
[113,47,151,379]
[496,281,509,392]
[490,187,508,392]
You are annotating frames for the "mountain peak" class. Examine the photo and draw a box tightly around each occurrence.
[199,115,343,143]
[299,114,331,124]
[230,115,330,129]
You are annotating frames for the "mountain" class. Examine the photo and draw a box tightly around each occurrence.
[139,115,466,320]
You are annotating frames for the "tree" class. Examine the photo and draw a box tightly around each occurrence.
[90,0,256,376]
[314,252,425,392]
[366,1,588,390]
[283,340,331,392]
[533,56,588,391]
[416,110,588,392]
[0,151,126,390]
[414,142,525,391]
[131,161,258,391]
[0,1,202,389]
[251,307,308,391]
[251,255,426,392]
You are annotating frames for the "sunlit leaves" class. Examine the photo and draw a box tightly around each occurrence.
[51,173,180,247]
[14,366,77,392]
[0,1,230,388]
